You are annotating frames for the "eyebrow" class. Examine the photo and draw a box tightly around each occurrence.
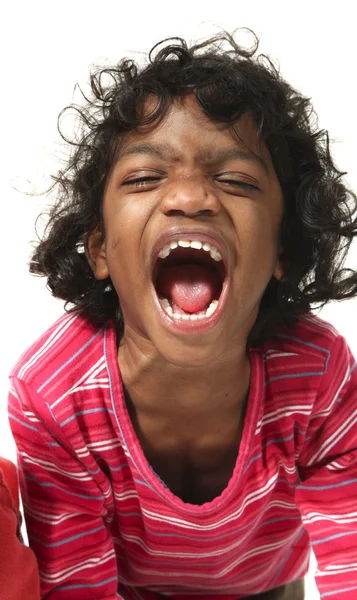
[115,142,269,173]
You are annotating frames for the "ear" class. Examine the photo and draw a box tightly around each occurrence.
[273,249,284,281]
[86,228,109,280]
[273,261,284,281]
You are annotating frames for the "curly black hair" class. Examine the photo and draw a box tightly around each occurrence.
[30,30,357,346]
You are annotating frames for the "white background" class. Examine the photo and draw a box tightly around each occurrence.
[1,2,357,597]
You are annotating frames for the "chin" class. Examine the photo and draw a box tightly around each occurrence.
[153,332,229,369]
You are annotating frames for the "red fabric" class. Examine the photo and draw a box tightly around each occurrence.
[0,458,19,511]
[0,458,40,600]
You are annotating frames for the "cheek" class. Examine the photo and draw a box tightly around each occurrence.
[103,204,141,267]
[104,228,148,306]
[106,238,139,284]
[230,207,282,297]
[103,192,153,252]
[234,204,281,257]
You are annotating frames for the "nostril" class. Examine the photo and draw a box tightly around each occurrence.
[163,208,216,218]
[197,209,215,216]
[165,209,187,217]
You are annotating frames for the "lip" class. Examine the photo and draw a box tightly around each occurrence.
[150,226,231,334]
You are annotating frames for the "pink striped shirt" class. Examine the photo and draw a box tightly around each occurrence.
[8,312,357,599]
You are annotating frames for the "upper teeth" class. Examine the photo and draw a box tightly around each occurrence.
[158,239,222,261]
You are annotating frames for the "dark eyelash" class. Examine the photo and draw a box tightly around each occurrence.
[123,176,160,187]
[219,179,259,191]
[122,176,258,191]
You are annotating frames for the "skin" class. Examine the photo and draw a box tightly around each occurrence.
[88,94,283,504]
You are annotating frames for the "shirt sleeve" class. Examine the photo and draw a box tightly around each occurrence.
[296,333,357,599]
[8,377,124,600]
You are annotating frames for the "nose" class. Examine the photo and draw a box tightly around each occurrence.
[160,177,220,217]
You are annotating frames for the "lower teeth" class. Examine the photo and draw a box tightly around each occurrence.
[160,298,219,320]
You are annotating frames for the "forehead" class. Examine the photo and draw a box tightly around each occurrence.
[114,95,272,172]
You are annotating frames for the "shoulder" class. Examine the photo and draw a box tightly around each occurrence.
[10,312,114,400]
[262,312,343,365]
[259,313,353,394]
[9,313,119,450]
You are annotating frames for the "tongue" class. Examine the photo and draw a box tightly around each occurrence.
[157,264,219,314]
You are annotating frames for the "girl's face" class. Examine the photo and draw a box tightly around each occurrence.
[88,96,283,367]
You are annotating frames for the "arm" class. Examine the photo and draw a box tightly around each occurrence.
[296,334,357,599]
[9,377,123,600]
[0,461,40,600]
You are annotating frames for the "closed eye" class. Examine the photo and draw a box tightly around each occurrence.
[216,178,260,192]
[122,176,162,188]
[121,173,259,192]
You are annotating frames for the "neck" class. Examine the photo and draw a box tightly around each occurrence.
[118,331,250,422]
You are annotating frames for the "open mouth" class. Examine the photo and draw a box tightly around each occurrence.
[152,238,227,324]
